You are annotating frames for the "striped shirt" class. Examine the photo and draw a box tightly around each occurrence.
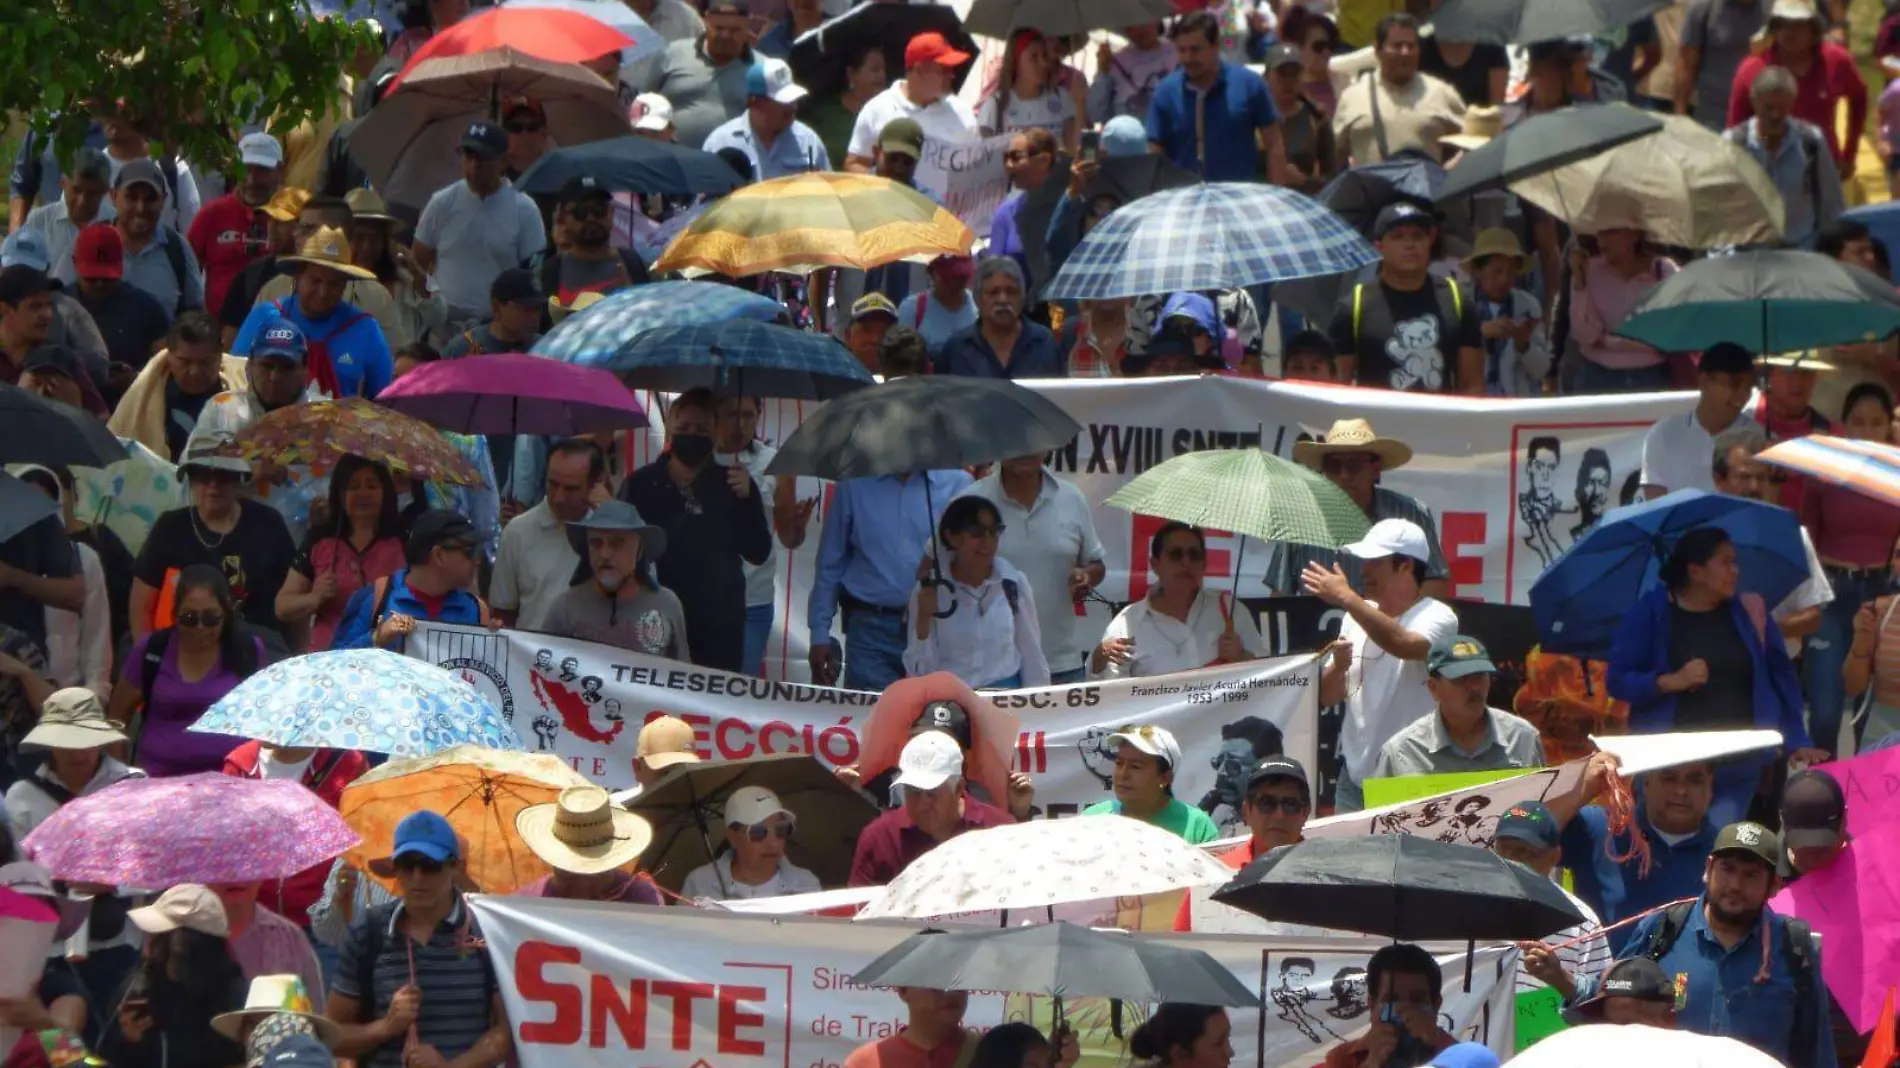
[1263,487,1447,594]
[230,903,327,1004]
[334,895,496,1068]
[1518,885,1613,995]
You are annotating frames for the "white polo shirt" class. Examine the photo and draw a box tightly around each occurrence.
[959,469,1107,678]
[1638,407,1752,496]
[414,178,547,317]
[490,500,582,631]
[846,81,980,160]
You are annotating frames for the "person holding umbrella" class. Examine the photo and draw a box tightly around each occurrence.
[841,984,977,1068]
[1127,1004,1233,1068]
[1091,523,1266,680]
[904,496,1051,691]
[678,785,821,900]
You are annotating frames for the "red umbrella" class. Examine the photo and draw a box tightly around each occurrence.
[393,7,635,88]
[375,352,649,436]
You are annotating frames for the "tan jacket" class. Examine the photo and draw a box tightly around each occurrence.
[106,349,251,461]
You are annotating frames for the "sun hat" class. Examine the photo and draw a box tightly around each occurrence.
[212,975,342,1044]
[179,432,254,480]
[21,688,129,751]
[723,785,794,828]
[567,499,669,564]
[343,188,406,233]
[1440,106,1502,151]
[1461,228,1526,270]
[1291,417,1414,470]
[281,226,375,281]
[894,731,964,791]
[637,715,700,772]
[128,883,229,937]
[516,785,654,875]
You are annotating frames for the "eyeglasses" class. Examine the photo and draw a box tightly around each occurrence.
[505,121,545,135]
[567,202,609,221]
[392,853,445,874]
[1163,546,1206,563]
[743,820,796,842]
[1247,795,1307,815]
[177,610,224,629]
[957,524,1006,540]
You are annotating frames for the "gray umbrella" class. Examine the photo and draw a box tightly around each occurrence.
[1439,104,1664,202]
[965,0,1174,37]
[0,471,59,546]
[1427,0,1671,46]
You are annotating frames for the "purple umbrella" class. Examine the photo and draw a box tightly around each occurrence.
[21,773,360,888]
[375,352,649,436]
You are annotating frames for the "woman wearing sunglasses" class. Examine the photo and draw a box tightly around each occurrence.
[678,786,821,901]
[108,564,268,777]
[1092,523,1265,680]
[906,497,1052,691]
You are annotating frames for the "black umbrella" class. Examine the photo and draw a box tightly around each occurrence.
[1614,250,1900,354]
[625,753,880,896]
[852,922,1261,1008]
[0,384,127,469]
[516,136,744,199]
[1427,0,1671,46]
[1019,154,1201,299]
[0,471,60,546]
[1439,104,1664,202]
[790,4,977,104]
[1211,835,1586,942]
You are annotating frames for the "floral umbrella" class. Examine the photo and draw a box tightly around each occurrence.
[228,398,484,486]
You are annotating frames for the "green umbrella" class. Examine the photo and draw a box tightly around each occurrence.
[1104,449,1372,557]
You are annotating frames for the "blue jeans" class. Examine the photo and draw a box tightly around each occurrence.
[743,602,773,678]
[1804,567,1887,756]
[1568,359,1672,395]
[1051,667,1087,686]
[843,610,907,692]
[1709,762,1765,829]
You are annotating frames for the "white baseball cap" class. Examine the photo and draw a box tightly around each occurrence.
[724,785,793,827]
[631,93,674,132]
[238,132,285,169]
[894,731,964,791]
[1340,518,1431,562]
[1106,725,1184,773]
[747,57,808,106]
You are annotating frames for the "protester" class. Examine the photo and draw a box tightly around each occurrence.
[188,133,285,320]
[1576,821,1835,1067]
[1419,19,1509,108]
[246,196,410,355]
[1842,528,1900,751]
[756,0,821,59]
[893,255,976,359]
[844,32,979,172]
[24,148,115,289]
[1773,769,1865,1062]
[328,811,512,1068]
[1089,22,1177,124]
[1332,203,1483,394]
[1371,636,1545,779]
[108,564,264,775]
[209,881,326,1001]
[411,121,547,326]
[936,257,1063,380]
[968,1021,1079,1068]
[989,128,1058,281]
[1709,426,1832,667]
[108,159,203,321]
[1279,330,1338,382]
[2,228,113,394]
[1727,0,1866,170]
[1128,1004,1232,1068]
[515,786,662,904]
[1463,229,1547,396]
[531,178,650,323]
[331,510,493,651]
[100,884,247,1068]
[1062,297,1135,377]
[1271,419,1449,596]
[1728,67,1843,248]
[978,29,1078,144]
[841,985,977,1068]
[1310,519,1461,812]
[1638,342,1757,496]
[905,495,1050,690]
[1093,523,1265,679]
[105,313,242,461]
[191,321,318,523]
[491,439,600,630]
[1564,958,1679,1027]
[646,0,756,150]
[1148,12,1288,183]
[1333,14,1466,166]
[849,732,1013,886]
[1749,354,1834,514]
[801,44,889,170]
[704,58,831,179]
[1264,42,1337,194]
[222,732,367,950]
[845,294,898,373]
[343,188,444,346]
[631,715,700,790]
[679,786,822,900]
[1076,725,1220,844]
[1321,944,1458,1066]
[1174,756,1309,930]
[14,342,110,419]
[843,675,1035,819]
[543,500,690,660]
[231,226,393,400]
[1565,205,1679,394]
[275,455,406,652]
[69,223,172,382]
[441,268,544,364]
[1491,802,1612,1000]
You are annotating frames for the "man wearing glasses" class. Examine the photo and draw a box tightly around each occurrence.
[1175,756,1312,929]
[332,510,496,651]
[529,176,651,334]
[681,786,822,900]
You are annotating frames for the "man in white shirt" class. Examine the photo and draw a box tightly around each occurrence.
[1306,518,1459,812]
[490,440,602,631]
[844,31,980,172]
[1710,425,1831,658]
[1638,342,1757,497]
[679,785,822,901]
[412,120,548,326]
[23,149,114,281]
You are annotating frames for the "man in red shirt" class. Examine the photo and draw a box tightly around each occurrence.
[841,987,975,1068]
[188,132,285,318]
[848,732,1013,886]
[1175,756,1310,930]
[1727,0,1867,172]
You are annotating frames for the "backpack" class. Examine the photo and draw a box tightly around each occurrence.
[157,226,193,316]
[1350,277,1465,384]
[1724,121,1827,235]
[352,899,496,1015]
[367,575,493,635]
[1645,900,1820,1067]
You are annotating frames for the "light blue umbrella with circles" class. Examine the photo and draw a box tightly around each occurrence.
[191,649,522,757]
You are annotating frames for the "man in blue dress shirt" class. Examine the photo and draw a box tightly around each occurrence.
[702,58,832,180]
[1145,11,1288,184]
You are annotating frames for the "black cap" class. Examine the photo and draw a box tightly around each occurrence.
[1284,329,1336,361]
[1245,756,1309,795]
[1373,202,1436,239]
[0,265,54,306]
[910,700,972,751]
[1712,820,1781,868]
[459,120,509,160]
[560,175,612,204]
[407,509,480,559]
[71,147,112,185]
[21,344,81,380]
[1780,769,1847,849]
[1572,958,1675,1020]
[1699,341,1758,374]
[490,267,543,307]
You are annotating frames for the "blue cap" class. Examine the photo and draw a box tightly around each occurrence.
[1494,800,1561,850]
[254,319,308,364]
[387,810,459,864]
[1,229,51,272]
[262,1034,336,1068]
[1429,1043,1500,1068]
[1161,292,1220,337]
[1102,115,1148,158]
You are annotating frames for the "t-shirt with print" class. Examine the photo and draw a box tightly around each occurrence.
[133,500,296,636]
[976,89,1076,137]
[1329,276,1481,392]
[555,255,630,305]
[542,583,692,661]
[1337,596,1461,786]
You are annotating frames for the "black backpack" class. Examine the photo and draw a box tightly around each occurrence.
[1645,900,1820,1067]
[351,900,496,1014]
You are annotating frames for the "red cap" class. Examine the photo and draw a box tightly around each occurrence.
[905,31,972,70]
[73,223,124,281]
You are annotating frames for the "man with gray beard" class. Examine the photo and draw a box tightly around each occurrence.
[542,500,691,662]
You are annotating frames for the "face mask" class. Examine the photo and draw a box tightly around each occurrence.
[671,433,714,466]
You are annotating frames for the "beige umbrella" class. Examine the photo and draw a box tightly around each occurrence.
[1508,114,1784,248]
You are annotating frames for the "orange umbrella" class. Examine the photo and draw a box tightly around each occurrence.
[856,673,1019,808]
[340,745,588,894]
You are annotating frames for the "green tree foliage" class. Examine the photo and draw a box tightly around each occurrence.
[1,0,376,174]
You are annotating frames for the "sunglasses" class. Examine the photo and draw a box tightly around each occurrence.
[1163,546,1206,563]
[191,470,244,486]
[392,853,445,874]
[1247,795,1307,815]
[176,610,224,629]
[743,820,795,842]
[567,202,609,221]
[957,524,1006,540]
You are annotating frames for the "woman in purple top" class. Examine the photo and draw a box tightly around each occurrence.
[108,565,266,776]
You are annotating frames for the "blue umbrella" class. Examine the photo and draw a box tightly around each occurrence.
[1043,182,1380,302]
[1529,489,1809,659]
[531,281,784,368]
[515,136,743,199]
[190,649,522,757]
[588,318,876,399]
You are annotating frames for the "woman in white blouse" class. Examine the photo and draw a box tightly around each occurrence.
[1092,523,1266,679]
[906,497,1052,690]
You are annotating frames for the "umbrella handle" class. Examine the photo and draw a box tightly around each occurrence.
[924,575,958,620]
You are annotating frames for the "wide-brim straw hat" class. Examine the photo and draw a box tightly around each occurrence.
[1292,418,1414,470]
[22,687,129,751]
[515,785,654,875]
[344,188,408,234]
[281,225,376,281]
[1441,105,1502,151]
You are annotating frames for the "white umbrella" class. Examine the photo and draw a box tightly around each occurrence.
[500,0,666,66]
[1512,1024,1786,1068]
[854,815,1237,921]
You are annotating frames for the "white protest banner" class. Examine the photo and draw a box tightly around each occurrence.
[914,132,1014,234]
[472,897,1519,1068]
[411,621,1318,813]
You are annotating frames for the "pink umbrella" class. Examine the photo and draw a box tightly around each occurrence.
[20,773,360,888]
[376,352,650,436]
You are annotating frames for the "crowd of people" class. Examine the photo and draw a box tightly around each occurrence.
[5,0,1900,1065]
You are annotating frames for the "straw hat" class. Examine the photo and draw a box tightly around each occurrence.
[344,188,406,233]
[261,188,312,224]
[22,687,129,751]
[549,289,606,326]
[281,226,376,280]
[1441,105,1502,151]
[1292,418,1414,470]
[515,785,654,875]
[1461,228,1526,270]
[212,975,343,1044]
[1761,349,1841,372]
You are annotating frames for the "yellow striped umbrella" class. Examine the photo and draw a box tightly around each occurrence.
[653,171,974,277]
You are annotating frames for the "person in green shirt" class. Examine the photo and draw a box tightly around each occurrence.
[1081,724,1221,844]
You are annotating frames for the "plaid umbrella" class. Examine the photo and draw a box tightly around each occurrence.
[1043,182,1379,302]
[599,319,875,399]
[1758,435,1900,510]
[1104,449,1372,551]
[532,281,784,368]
